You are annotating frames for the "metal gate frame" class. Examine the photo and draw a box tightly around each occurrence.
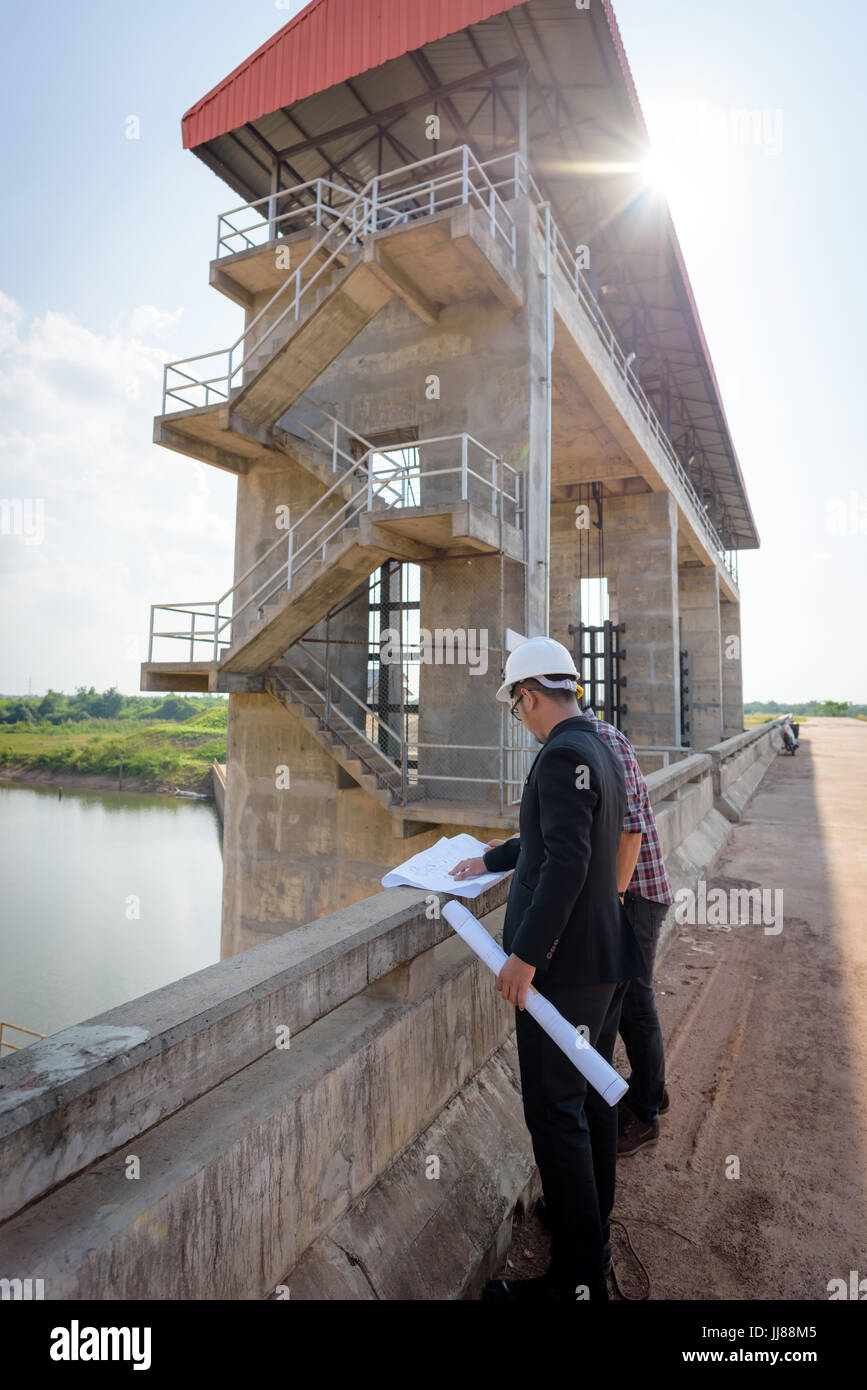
[568,619,627,728]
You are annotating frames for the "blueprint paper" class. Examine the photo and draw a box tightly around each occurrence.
[381,833,510,898]
[442,900,628,1106]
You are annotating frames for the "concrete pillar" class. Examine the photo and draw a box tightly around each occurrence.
[417,553,524,806]
[231,454,334,649]
[548,500,590,650]
[603,491,681,746]
[678,565,723,749]
[720,596,744,738]
[514,199,550,638]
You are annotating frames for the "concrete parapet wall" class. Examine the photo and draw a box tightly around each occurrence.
[0,879,509,1225]
[710,721,780,822]
[0,924,518,1299]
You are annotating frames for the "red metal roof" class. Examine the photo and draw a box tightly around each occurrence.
[182,0,528,150]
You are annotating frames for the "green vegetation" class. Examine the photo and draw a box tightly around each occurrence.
[0,689,227,791]
[744,700,866,719]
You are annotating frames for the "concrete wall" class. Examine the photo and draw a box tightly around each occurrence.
[211,760,226,822]
[0,723,780,1300]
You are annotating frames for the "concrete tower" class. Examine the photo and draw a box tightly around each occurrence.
[142,0,759,954]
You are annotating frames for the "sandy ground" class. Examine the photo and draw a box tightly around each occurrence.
[496,719,867,1300]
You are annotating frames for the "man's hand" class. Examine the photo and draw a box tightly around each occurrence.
[449,856,488,881]
[497,953,536,1010]
[485,838,505,849]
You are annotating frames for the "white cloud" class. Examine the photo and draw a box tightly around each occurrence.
[0,294,236,694]
[128,304,184,339]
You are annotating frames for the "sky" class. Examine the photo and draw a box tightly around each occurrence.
[0,0,864,704]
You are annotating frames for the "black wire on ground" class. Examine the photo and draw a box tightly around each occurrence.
[609,1219,651,1301]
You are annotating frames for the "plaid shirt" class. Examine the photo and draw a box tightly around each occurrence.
[583,708,674,906]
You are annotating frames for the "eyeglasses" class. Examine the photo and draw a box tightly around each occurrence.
[509,692,526,721]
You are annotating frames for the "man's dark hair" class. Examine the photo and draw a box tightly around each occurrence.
[512,673,579,705]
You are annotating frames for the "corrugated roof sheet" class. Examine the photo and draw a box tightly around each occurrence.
[182,0,528,150]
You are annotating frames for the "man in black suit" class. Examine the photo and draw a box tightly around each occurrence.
[450,636,645,1300]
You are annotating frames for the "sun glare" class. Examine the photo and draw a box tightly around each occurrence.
[639,152,669,194]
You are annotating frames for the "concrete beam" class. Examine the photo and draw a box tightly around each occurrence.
[139,662,215,693]
[362,242,439,327]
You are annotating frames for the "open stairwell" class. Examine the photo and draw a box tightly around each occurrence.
[143,401,522,696]
[222,518,434,676]
[266,663,416,811]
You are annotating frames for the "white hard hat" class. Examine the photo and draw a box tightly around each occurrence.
[495,635,583,702]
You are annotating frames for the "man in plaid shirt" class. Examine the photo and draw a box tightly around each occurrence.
[582,706,674,1156]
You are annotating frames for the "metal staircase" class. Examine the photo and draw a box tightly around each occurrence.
[164,179,394,418]
[147,395,522,678]
[267,653,416,810]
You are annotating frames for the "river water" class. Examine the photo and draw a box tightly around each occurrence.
[0,782,223,1046]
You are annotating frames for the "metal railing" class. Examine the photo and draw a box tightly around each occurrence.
[217,176,362,257]
[1,1020,45,1054]
[274,646,536,811]
[449,150,736,578]
[163,145,518,413]
[214,148,518,263]
[273,650,404,798]
[148,409,521,664]
[184,146,738,579]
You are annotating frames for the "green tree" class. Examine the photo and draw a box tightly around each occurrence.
[5,701,36,724]
[38,689,65,719]
[91,687,124,719]
[159,695,195,722]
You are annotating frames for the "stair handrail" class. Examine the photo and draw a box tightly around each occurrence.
[217,176,362,256]
[164,144,518,411]
[273,655,405,788]
[149,419,520,662]
[277,392,379,475]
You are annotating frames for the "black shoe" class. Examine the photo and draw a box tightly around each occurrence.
[534,1195,612,1277]
[483,1272,608,1301]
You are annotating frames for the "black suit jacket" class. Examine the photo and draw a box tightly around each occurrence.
[482,716,646,985]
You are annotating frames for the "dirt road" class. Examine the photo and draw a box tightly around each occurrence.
[499,718,867,1299]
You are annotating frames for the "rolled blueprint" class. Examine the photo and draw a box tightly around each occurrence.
[442,899,628,1106]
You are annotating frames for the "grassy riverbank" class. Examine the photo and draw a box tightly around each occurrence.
[0,702,227,793]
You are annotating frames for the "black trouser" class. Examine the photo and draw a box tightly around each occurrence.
[515,976,627,1294]
[619,892,668,1123]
